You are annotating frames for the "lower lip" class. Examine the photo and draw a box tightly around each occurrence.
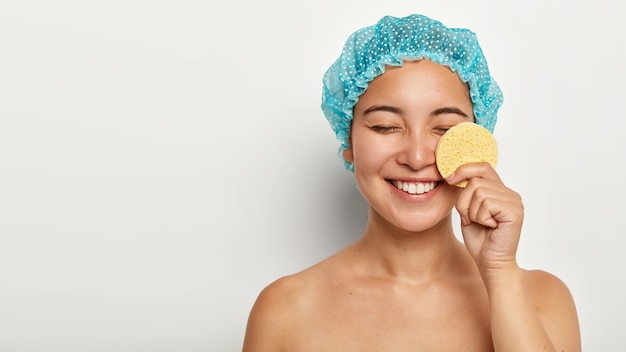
[388,181,442,202]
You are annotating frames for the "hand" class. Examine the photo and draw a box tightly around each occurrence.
[445,162,524,275]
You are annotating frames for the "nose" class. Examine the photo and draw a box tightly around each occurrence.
[395,131,437,171]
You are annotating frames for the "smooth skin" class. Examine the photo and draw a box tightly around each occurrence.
[242,60,581,351]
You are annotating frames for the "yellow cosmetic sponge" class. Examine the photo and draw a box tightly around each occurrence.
[435,122,498,187]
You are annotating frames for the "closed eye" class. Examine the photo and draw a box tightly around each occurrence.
[371,125,399,133]
[433,127,451,135]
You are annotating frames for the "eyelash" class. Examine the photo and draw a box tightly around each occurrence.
[371,125,398,133]
[369,126,453,134]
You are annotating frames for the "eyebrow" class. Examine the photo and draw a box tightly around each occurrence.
[361,105,470,118]
[430,106,470,118]
[362,105,404,115]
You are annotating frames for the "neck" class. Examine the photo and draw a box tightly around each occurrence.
[354,208,470,283]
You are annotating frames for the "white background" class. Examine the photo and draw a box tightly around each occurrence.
[1,1,623,351]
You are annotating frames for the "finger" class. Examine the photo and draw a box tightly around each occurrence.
[466,181,500,225]
[466,184,524,227]
[445,162,501,186]
[472,197,499,229]
[456,178,507,227]
[454,184,473,226]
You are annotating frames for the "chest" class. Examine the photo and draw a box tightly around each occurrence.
[291,283,493,352]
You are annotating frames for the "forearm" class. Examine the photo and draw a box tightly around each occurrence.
[485,266,556,352]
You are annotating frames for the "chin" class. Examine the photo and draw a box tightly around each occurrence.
[376,209,453,234]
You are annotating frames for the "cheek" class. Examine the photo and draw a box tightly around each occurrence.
[351,135,394,169]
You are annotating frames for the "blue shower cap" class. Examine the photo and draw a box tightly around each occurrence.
[321,14,503,171]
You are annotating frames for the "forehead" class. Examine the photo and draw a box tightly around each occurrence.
[369,60,465,90]
[355,60,472,110]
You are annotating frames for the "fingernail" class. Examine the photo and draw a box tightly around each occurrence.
[445,172,455,183]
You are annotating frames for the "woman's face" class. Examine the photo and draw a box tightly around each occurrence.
[344,60,474,233]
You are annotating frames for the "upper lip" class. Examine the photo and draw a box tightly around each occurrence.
[386,177,442,183]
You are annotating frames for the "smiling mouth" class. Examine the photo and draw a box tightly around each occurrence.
[390,180,440,195]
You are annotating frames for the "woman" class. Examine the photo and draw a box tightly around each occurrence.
[243,14,581,351]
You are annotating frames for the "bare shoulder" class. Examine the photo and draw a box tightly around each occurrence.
[242,257,338,352]
[523,269,582,351]
[251,265,325,316]
[250,255,340,313]
[522,269,576,309]
[242,272,313,352]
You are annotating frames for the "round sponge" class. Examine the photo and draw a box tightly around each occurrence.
[435,122,498,187]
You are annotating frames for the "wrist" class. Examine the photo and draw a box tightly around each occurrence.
[479,263,524,295]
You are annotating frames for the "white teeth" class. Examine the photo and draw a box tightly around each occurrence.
[393,180,437,195]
